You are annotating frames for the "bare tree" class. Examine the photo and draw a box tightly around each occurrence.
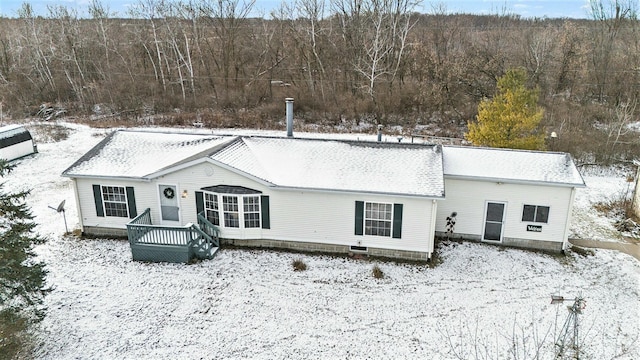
[332,0,419,113]
[589,0,638,102]
[198,0,256,94]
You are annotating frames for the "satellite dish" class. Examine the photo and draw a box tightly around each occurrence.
[48,199,69,234]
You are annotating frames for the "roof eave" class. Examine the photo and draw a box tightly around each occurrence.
[61,173,152,182]
[444,174,586,188]
[272,184,446,199]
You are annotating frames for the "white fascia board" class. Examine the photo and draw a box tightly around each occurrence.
[61,174,151,182]
[273,184,445,200]
[444,174,586,188]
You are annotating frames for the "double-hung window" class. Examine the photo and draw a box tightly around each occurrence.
[223,195,240,228]
[522,205,550,223]
[220,195,261,228]
[364,202,393,237]
[243,196,261,228]
[198,186,269,230]
[355,201,402,238]
[102,186,128,217]
[204,193,220,226]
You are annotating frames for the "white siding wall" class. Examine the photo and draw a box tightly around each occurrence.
[0,141,34,161]
[75,161,437,254]
[266,190,435,253]
[75,178,156,229]
[436,178,575,244]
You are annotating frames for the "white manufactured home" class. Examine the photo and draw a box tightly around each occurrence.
[62,129,585,263]
[0,124,37,162]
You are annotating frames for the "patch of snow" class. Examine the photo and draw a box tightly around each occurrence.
[570,172,633,242]
[212,137,445,197]
[443,146,585,186]
[2,122,638,359]
[63,130,235,178]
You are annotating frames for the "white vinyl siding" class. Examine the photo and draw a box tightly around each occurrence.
[0,141,35,162]
[437,178,573,244]
[75,178,150,230]
[76,162,436,255]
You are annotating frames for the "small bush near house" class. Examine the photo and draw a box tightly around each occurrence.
[292,259,307,271]
[372,264,384,279]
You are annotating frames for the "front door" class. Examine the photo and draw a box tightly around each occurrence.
[483,202,506,242]
[159,184,180,223]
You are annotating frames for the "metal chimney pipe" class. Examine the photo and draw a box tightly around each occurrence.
[286,98,294,137]
[377,124,383,142]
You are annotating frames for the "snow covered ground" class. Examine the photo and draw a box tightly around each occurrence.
[5,122,640,359]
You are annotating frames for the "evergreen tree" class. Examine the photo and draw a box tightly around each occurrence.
[466,68,546,150]
[0,160,48,357]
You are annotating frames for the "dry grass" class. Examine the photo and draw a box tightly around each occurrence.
[372,264,384,279]
[292,258,307,271]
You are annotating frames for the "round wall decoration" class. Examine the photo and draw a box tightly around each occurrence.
[163,187,175,199]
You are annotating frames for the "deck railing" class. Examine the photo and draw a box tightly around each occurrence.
[197,212,220,247]
[126,208,221,262]
[127,208,153,245]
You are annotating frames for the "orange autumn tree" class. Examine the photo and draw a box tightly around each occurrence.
[466,68,545,150]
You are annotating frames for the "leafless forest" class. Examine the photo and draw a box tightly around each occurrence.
[0,0,639,162]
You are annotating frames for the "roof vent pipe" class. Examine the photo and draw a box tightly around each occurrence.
[377,124,383,142]
[286,98,294,137]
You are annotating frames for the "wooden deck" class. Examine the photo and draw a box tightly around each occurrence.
[126,208,220,264]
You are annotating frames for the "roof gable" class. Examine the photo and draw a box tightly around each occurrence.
[62,130,235,179]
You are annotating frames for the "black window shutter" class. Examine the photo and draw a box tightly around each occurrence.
[392,203,403,239]
[195,191,204,215]
[126,187,137,218]
[92,184,104,217]
[261,195,270,229]
[355,201,364,235]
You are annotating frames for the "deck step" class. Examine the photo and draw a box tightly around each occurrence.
[193,244,219,260]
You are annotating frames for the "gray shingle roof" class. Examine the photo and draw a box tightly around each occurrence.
[62,130,235,179]
[443,145,585,187]
[62,129,585,197]
[210,137,446,197]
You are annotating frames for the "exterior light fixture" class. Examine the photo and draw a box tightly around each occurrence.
[181,190,188,198]
[550,131,558,151]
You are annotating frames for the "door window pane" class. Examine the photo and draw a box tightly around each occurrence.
[484,222,502,241]
[486,203,505,222]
